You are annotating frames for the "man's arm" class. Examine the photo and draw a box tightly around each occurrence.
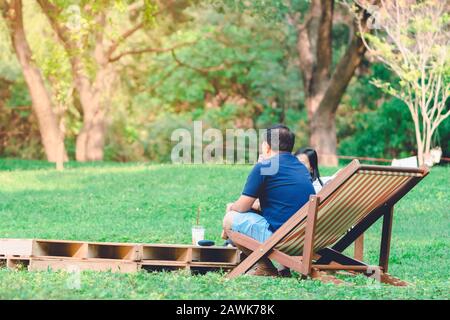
[229,195,257,213]
[228,162,264,213]
[251,198,261,212]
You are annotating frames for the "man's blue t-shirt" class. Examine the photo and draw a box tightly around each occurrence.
[242,152,315,232]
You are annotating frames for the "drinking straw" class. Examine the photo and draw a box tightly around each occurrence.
[197,206,200,226]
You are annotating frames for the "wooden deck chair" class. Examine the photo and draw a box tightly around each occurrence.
[226,159,429,285]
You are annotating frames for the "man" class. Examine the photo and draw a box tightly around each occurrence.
[222,125,315,276]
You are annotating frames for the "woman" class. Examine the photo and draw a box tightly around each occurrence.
[294,147,330,193]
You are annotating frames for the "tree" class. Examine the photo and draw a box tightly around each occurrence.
[286,0,373,165]
[216,0,373,165]
[36,0,192,161]
[357,0,450,165]
[0,0,67,163]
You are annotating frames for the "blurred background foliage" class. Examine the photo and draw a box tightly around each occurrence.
[0,0,448,163]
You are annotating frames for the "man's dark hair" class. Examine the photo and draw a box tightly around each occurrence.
[265,124,295,152]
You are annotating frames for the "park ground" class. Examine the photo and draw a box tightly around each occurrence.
[0,159,448,299]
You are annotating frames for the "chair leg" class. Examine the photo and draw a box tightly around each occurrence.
[379,206,394,272]
[226,248,263,279]
[379,272,409,286]
[301,196,319,276]
[225,232,306,278]
[225,232,278,278]
[354,234,364,261]
[310,268,347,285]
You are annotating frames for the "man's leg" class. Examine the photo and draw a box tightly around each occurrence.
[222,210,277,276]
[222,210,235,240]
[221,202,237,240]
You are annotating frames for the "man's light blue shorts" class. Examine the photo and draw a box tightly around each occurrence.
[231,212,273,243]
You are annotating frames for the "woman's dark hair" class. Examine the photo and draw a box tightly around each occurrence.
[294,147,323,186]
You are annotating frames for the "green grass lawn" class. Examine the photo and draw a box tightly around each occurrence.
[0,159,448,299]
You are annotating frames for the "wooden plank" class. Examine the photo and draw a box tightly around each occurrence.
[141,260,187,267]
[227,230,304,274]
[142,243,238,251]
[33,239,85,244]
[379,206,394,272]
[354,234,364,261]
[190,261,238,267]
[313,264,373,271]
[186,247,192,272]
[301,195,319,276]
[34,239,141,247]
[359,164,429,175]
[142,260,237,269]
[0,239,34,256]
[29,258,140,273]
[142,243,194,249]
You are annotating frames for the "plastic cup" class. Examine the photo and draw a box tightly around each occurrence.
[192,226,205,245]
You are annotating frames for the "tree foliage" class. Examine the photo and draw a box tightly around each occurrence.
[356,0,450,165]
[0,0,448,163]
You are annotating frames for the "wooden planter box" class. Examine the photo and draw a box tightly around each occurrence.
[0,238,240,274]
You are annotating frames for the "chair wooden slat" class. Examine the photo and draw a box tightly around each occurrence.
[314,174,409,249]
[274,169,418,255]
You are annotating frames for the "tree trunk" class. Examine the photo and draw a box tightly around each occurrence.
[2,0,67,162]
[75,118,106,162]
[295,1,370,166]
[75,90,108,162]
[310,109,337,166]
[75,95,106,162]
[305,95,338,166]
[415,119,425,166]
[72,60,115,162]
